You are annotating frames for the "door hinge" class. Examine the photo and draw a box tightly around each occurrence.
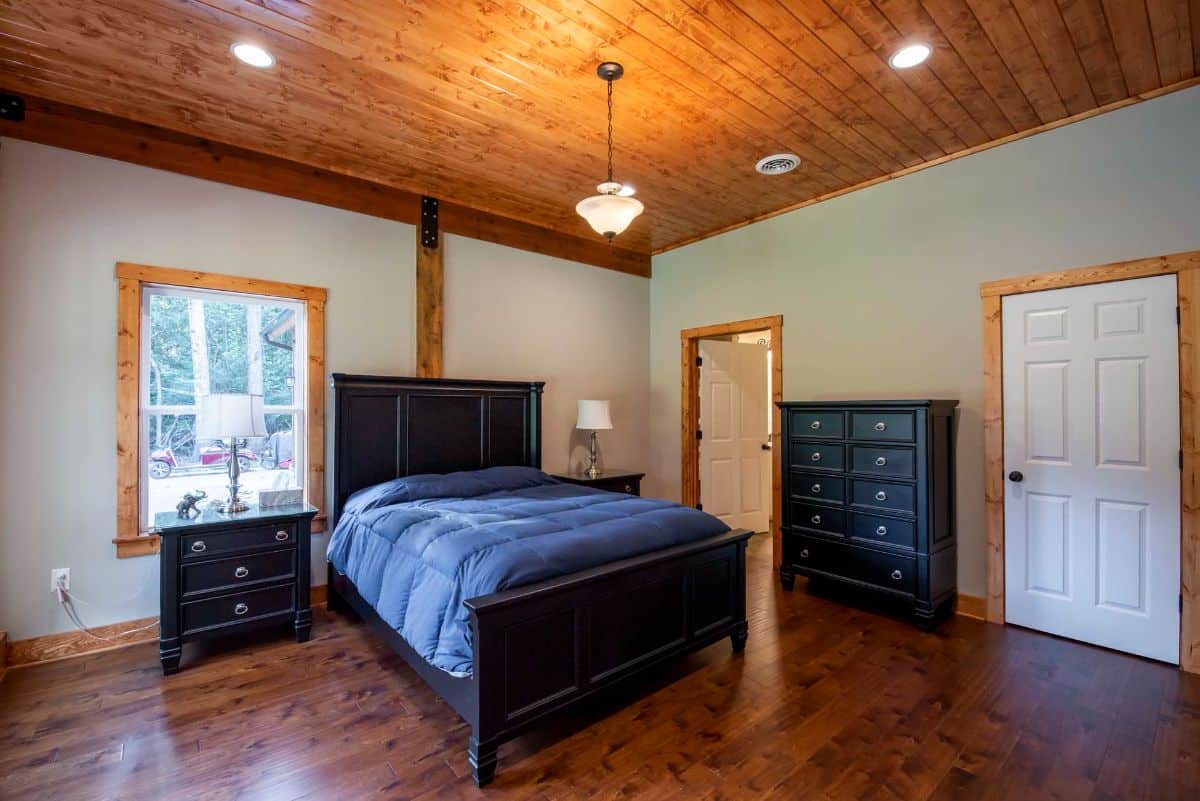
[1181,593,1184,613]
[697,502,703,511]
[1180,449,1184,469]
[696,429,703,440]
[1177,306,1181,325]
[696,355,703,367]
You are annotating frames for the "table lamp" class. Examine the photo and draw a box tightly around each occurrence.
[576,400,612,479]
[197,393,266,513]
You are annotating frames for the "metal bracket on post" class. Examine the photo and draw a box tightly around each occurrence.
[0,93,25,122]
[421,196,439,249]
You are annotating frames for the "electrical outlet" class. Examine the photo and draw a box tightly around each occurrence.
[51,568,70,593]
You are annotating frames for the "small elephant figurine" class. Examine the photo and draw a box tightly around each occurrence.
[177,490,208,518]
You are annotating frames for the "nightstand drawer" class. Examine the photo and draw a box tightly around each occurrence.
[181,548,296,598]
[181,522,297,559]
[181,584,295,635]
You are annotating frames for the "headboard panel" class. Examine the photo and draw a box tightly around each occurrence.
[330,374,545,526]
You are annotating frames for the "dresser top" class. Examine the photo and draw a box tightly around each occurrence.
[777,399,958,410]
[154,503,319,532]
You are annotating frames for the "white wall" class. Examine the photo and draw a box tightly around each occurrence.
[649,87,1200,598]
[0,139,650,640]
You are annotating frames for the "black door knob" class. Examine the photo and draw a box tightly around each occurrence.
[1009,470,1024,482]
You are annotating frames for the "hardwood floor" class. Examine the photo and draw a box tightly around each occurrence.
[2,534,1197,800]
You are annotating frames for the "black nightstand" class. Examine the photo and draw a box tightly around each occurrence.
[155,503,318,674]
[551,469,644,496]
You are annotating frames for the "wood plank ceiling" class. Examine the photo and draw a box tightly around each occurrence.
[0,0,1196,256]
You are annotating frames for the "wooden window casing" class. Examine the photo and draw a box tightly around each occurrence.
[115,262,327,557]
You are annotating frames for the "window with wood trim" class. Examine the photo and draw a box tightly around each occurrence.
[115,263,327,557]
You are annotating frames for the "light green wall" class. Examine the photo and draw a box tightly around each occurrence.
[649,87,1200,597]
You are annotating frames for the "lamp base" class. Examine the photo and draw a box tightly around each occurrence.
[586,465,600,479]
[217,498,250,514]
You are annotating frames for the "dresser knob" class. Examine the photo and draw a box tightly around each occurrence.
[234,602,249,616]
[190,541,206,553]
[234,566,249,579]
[875,491,888,501]
[874,421,887,432]
[810,420,821,430]
[891,569,903,581]
[875,456,887,466]
[800,549,809,559]
[624,484,632,493]
[275,530,290,542]
[811,514,821,525]
[876,526,888,536]
[811,452,821,462]
[811,483,821,493]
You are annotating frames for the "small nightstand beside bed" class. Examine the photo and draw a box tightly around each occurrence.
[326,375,750,786]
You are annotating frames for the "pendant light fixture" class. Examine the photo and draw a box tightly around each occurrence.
[576,62,644,241]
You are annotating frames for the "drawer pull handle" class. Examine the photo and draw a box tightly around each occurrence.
[876,526,888,536]
[624,484,633,493]
[811,452,821,462]
[810,420,821,430]
[234,566,249,579]
[874,421,887,432]
[875,491,888,501]
[875,456,887,466]
[811,514,822,525]
[800,549,810,559]
[191,541,206,553]
[275,530,290,542]
[891,570,903,581]
[811,483,821,493]
[234,602,249,616]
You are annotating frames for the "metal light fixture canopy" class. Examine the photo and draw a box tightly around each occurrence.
[575,62,644,241]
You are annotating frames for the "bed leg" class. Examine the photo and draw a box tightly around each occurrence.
[468,736,498,787]
[325,562,346,616]
[730,621,748,653]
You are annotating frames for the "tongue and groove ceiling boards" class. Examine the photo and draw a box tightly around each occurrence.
[0,0,1196,262]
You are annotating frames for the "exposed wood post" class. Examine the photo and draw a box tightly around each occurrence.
[416,197,444,378]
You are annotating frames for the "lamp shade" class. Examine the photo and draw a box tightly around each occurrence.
[576,400,613,430]
[196,393,267,439]
[575,183,644,240]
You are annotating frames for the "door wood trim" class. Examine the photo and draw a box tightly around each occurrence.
[681,315,783,567]
[980,248,1200,674]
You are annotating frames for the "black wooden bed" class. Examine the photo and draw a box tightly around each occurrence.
[325,374,751,786]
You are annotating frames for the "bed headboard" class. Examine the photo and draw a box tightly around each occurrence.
[329,374,545,527]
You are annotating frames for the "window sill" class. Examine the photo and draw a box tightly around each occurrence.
[113,534,161,558]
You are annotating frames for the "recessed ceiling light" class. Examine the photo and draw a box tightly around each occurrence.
[755,154,801,175]
[231,42,275,68]
[889,43,931,69]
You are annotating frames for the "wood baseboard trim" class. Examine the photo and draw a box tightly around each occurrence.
[3,586,330,673]
[956,593,987,621]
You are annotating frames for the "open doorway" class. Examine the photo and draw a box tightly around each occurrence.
[681,315,783,566]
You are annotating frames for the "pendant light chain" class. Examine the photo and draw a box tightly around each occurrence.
[606,77,614,184]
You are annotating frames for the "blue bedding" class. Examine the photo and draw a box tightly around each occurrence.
[326,466,729,676]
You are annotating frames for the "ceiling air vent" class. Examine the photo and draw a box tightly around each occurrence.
[755,153,800,175]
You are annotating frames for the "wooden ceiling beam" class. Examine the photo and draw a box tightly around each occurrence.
[0,95,651,278]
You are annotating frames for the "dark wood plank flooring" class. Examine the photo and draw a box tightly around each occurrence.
[2,534,1197,800]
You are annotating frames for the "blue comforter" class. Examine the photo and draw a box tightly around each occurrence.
[326,466,729,676]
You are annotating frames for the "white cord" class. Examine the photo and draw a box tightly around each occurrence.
[58,588,159,642]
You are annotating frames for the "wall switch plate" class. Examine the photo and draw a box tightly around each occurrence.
[51,568,70,593]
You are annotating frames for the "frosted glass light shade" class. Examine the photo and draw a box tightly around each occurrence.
[196,393,267,439]
[576,400,613,430]
[576,183,644,240]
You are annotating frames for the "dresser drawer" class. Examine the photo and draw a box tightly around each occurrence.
[789,442,845,472]
[788,410,843,439]
[789,501,846,535]
[851,479,916,515]
[181,584,295,635]
[850,445,916,479]
[789,471,845,505]
[786,533,916,596]
[181,522,297,559]
[850,512,916,551]
[850,412,915,442]
[181,548,296,598]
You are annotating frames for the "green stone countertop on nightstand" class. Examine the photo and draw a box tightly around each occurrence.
[154,503,319,531]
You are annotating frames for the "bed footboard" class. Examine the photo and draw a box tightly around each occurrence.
[464,528,751,786]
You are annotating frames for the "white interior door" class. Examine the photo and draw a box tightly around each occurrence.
[1002,274,1180,663]
[700,340,770,532]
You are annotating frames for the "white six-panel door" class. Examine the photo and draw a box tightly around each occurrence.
[699,340,771,532]
[1002,274,1180,663]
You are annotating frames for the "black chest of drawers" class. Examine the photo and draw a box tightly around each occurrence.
[156,504,318,674]
[778,401,958,627]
